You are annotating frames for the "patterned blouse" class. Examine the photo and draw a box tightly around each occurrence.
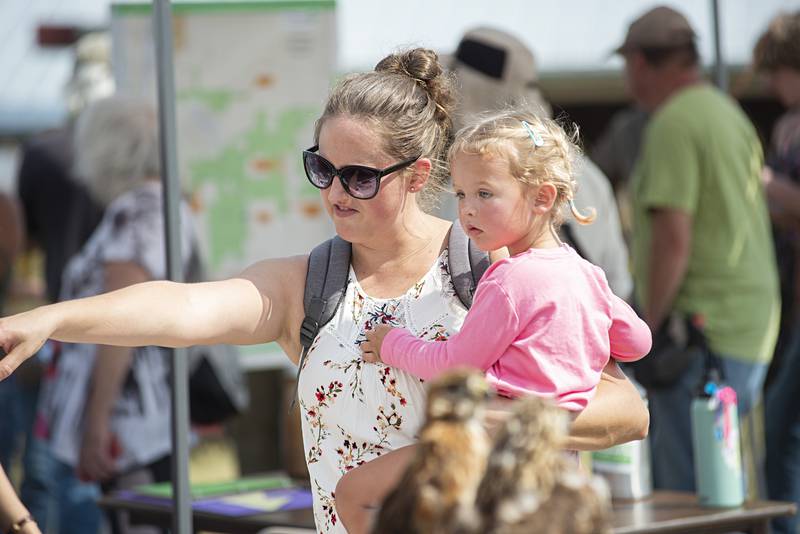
[35,181,196,473]
[297,249,468,532]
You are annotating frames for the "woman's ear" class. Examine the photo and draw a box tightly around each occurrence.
[408,158,432,193]
[533,183,558,214]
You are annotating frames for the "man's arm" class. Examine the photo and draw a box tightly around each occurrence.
[645,208,692,331]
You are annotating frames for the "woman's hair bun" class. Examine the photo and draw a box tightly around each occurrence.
[375,48,455,123]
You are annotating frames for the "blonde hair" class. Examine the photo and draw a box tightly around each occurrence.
[314,48,456,210]
[449,109,595,227]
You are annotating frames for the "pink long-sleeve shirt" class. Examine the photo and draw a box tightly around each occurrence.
[382,245,652,411]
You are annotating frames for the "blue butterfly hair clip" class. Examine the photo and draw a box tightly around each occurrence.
[521,120,545,147]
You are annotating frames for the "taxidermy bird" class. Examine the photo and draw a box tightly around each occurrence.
[473,396,612,534]
[372,368,492,534]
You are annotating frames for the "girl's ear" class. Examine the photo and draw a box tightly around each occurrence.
[408,158,432,192]
[533,183,558,214]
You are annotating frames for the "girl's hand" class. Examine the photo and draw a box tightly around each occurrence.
[0,308,55,380]
[361,324,393,364]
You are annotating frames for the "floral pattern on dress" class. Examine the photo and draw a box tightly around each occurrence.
[301,380,344,465]
[324,358,365,401]
[419,322,451,342]
[297,248,468,533]
[355,301,403,346]
[314,479,338,532]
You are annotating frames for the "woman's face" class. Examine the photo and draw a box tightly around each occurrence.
[316,115,416,244]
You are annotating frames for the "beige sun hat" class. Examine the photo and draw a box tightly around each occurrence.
[446,26,552,129]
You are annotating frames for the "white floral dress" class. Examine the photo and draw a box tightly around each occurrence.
[297,250,468,533]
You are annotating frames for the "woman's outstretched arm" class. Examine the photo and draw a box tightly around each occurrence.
[0,255,308,379]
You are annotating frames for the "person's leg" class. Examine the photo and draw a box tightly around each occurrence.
[0,376,21,468]
[19,437,56,531]
[648,353,704,491]
[17,373,52,530]
[335,445,416,534]
[765,330,800,534]
[53,458,102,534]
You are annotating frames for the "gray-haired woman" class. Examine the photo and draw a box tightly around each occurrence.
[30,95,197,534]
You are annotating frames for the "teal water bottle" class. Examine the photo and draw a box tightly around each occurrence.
[691,373,744,507]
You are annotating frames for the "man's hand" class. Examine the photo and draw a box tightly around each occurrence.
[361,324,393,364]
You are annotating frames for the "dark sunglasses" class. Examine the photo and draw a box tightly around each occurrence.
[302,145,420,200]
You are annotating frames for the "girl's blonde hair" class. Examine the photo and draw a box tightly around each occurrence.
[449,109,595,227]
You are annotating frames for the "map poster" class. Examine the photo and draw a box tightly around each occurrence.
[111,0,336,280]
[110,1,337,368]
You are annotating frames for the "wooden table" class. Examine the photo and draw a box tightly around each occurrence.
[101,490,796,533]
[612,491,797,534]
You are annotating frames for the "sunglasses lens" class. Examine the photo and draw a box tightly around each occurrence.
[304,152,334,189]
[341,168,380,199]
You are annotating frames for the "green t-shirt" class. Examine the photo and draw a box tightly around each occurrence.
[632,84,779,363]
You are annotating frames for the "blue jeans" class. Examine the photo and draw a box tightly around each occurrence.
[766,328,800,534]
[23,438,102,534]
[648,352,768,493]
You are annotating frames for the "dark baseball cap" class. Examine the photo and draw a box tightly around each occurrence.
[615,5,696,54]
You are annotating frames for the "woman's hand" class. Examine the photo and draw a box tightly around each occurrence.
[78,416,119,483]
[361,324,393,363]
[0,307,55,380]
[567,361,649,450]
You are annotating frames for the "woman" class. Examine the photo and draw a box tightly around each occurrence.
[29,95,197,534]
[0,49,647,533]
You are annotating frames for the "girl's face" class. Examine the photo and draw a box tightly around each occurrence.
[452,152,552,256]
[316,115,422,245]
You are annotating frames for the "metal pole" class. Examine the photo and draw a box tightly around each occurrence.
[711,0,728,91]
[152,1,192,533]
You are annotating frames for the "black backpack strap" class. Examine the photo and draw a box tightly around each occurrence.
[293,236,352,407]
[448,220,490,309]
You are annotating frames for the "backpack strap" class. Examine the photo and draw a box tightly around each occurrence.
[448,221,490,309]
[292,235,352,407]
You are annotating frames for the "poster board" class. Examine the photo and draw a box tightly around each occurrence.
[111,0,337,368]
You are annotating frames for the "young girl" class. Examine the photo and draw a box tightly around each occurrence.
[337,110,651,533]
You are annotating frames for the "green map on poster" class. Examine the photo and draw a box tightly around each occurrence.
[189,108,320,271]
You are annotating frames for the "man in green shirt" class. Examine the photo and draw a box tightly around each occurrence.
[618,6,780,493]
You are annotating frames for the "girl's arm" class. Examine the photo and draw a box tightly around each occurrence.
[609,294,652,362]
[0,255,308,378]
[364,280,519,380]
[0,465,41,534]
